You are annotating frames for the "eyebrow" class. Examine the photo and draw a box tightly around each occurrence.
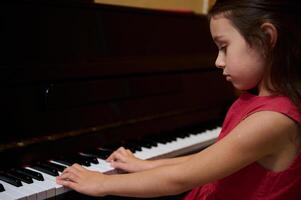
[212,35,225,42]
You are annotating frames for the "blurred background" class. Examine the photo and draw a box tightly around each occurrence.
[94,0,216,14]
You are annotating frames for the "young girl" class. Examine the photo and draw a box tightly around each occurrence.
[56,0,301,199]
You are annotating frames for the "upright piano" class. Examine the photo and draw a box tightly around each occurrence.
[0,0,235,199]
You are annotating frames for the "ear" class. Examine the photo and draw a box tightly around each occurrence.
[261,22,278,48]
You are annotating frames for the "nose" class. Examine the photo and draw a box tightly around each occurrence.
[215,52,225,69]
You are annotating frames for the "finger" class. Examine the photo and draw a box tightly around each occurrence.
[106,151,118,162]
[110,161,133,172]
[126,149,134,155]
[72,163,86,172]
[118,146,126,151]
[106,147,124,161]
[62,165,81,176]
[56,177,78,190]
[59,171,80,183]
[107,150,129,162]
[113,151,130,162]
[114,147,128,157]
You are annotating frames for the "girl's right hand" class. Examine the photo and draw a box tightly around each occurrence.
[106,147,151,173]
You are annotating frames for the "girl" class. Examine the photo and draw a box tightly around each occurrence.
[56,0,301,199]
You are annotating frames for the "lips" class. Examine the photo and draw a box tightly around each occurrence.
[223,74,231,81]
[225,76,231,81]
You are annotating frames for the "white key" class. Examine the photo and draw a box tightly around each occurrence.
[51,159,114,177]
[0,191,15,200]
[26,167,68,196]
[49,160,68,169]
[32,179,55,199]
[86,159,114,173]
[0,180,32,200]
[134,127,221,160]
[21,181,47,200]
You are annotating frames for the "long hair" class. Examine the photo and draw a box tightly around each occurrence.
[208,0,301,112]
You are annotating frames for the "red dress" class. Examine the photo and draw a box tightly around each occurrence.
[184,93,301,200]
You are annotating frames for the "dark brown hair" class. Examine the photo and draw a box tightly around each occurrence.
[208,0,301,111]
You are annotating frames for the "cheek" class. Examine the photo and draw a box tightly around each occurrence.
[226,57,265,90]
[224,43,266,90]
[233,65,265,90]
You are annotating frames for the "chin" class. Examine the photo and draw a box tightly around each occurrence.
[232,84,254,92]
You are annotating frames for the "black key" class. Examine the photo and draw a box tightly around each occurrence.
[52,159,72,166]
[82,149,113,159]
[0,183,4,192]
[78,154,99,164]
[7,170,33,184]
[59,156,91,167]
[105,142,140,152]
[14,168,44,181]
[132,138,158,149]
[0,172,22,187]
[31,164,59,176]
[154,134,174,144]
[124,141,142,152]
[43,161,66,172]
[37,162,65,173]
[72,155,91,166]
[140,139,157,148]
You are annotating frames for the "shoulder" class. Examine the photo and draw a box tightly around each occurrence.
[241,111,298,141]
[233,93,301,124]
[226,110,300,161]
[220,93,301,139]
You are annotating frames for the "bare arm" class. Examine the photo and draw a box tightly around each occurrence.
[106,146,193,172]
[57,111,299,197]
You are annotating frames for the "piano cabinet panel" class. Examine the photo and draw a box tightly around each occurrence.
[44,75,181,108]
[0,70,232,143]
[0,1,215,66]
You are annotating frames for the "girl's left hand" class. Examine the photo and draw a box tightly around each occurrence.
[106,147,151,172]
[56,163,107,197]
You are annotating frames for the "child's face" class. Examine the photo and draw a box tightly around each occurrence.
[210,15,267,92]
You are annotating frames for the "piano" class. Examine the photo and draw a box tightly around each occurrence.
[0,0,235,199]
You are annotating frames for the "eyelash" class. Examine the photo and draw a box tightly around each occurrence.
[219,45,227,52]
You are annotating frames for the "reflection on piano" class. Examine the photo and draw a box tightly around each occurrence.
[0,0,235,199]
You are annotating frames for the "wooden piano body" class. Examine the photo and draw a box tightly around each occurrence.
[0,0,235,199]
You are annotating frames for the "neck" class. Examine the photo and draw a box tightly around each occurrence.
[257,74,276,96]
[258,89,273,96]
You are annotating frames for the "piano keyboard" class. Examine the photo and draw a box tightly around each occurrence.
[0,127,221,200]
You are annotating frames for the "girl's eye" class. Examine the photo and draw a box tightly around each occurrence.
[219,46,227,53]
